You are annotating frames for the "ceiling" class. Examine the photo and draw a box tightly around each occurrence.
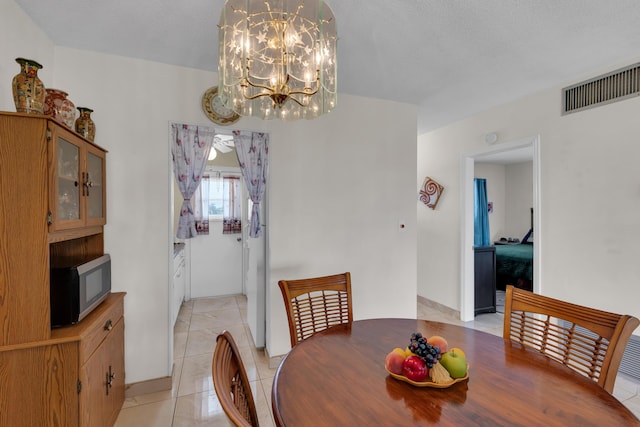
[14,0,640,134]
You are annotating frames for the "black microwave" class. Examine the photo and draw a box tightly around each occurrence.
[50,254,111,328]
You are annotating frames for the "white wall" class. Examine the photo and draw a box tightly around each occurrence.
[2,0,418,382]
[505,161,533,239]
[0,1,54,107]
[418,58,640,325]
[266,94,418,356]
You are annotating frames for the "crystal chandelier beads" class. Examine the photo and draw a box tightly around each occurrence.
[219,0,337,120]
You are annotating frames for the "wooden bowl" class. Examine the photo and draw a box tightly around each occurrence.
[385,366,469,388]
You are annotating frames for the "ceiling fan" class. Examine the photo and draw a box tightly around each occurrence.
[213,134,234,153]
[209,134,235,160]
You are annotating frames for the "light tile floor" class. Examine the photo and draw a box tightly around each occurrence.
[115,294,640,426]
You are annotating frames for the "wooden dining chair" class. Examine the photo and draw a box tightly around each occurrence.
[503,285,639,393]
[278,272,353,347]
[212,331,259,427]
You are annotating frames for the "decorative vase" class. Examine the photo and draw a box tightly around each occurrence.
[75,107,96,141]
[44,89,76,129]
[12,57,46,114]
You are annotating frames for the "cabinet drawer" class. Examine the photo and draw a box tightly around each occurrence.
[79,297,124,363]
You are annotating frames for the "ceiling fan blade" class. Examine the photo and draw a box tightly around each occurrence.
[213,143,233,153]
[213,134,235,153]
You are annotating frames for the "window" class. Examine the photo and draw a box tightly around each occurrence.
[205,172,242,221]
[208,176,224,219]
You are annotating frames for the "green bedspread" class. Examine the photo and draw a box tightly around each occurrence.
[495,244,533,280]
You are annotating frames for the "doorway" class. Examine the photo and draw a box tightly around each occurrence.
[460,136,541,321]
[169,125,268,349]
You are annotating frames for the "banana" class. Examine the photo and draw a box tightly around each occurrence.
[428,362,453,384]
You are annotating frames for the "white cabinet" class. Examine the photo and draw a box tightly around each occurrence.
[172,248,186,327]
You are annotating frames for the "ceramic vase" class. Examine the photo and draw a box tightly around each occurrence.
[12,57,46,114]
[75,107,96,142]
[44,89,76,129]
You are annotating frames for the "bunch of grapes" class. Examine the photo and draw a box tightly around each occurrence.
[408,332,441,368]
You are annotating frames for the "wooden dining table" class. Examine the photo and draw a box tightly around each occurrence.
[272,318,640,426]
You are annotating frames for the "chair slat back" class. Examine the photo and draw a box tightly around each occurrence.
[503,285,639,393]
[212,331,259,427]
[279,272,353,347]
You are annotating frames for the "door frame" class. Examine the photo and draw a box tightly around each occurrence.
[459,135,541,321]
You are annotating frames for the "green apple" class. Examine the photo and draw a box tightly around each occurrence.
[440,350,467,378]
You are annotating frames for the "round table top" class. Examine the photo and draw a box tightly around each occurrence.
[272,318,640,426]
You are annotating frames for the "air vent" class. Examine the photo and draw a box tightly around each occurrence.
[619,334,640,384]
[562,63,640,114]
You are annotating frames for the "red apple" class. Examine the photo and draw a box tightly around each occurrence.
[385,348,407,375]
[427,335,449,353]
[402,356,428,382]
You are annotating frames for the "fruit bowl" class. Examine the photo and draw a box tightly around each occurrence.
[385,365,469,388]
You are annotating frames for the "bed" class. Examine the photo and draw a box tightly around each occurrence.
[495,244,533,291]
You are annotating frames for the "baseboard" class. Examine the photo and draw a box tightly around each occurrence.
[264,346,284,369]
[124,373,173,398]
[417,295,460,319]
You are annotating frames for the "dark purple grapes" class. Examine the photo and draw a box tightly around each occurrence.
[408,332,441,368]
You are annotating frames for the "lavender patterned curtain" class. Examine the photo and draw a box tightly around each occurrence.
[233,131,269,238]
[171,124,214,239]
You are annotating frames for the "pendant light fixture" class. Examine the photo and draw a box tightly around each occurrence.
[218,0,337,120]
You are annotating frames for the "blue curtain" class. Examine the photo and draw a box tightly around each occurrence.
[474,178,490,247]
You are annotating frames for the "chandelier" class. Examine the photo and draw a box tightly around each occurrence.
[218,0,337,120]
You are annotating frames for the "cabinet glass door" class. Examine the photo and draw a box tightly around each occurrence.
[86,149,104,221]
[57,138,81,221]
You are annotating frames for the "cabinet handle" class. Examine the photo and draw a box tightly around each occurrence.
[106,366,115,396]
[82,172,91,196]
[104,319,113,331]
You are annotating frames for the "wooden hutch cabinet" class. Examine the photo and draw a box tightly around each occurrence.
[48,122,106,232]
[0,112,124,427]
